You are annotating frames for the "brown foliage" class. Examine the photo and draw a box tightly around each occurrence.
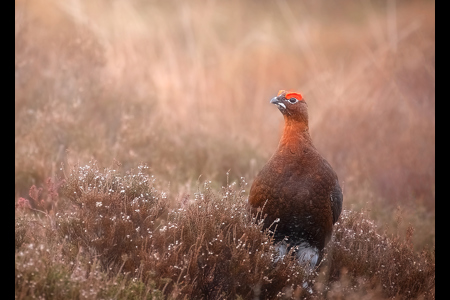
[15,161,434,299]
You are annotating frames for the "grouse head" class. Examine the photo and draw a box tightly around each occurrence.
[270,90,308,125]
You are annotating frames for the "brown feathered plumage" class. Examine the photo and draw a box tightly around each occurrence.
[248,90,343,268]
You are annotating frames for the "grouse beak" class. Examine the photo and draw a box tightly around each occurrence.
[270,97,286,110]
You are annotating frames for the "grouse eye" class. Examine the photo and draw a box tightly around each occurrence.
[288,98,298,103]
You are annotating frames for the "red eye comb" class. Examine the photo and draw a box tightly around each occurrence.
[285,92,302,100]
[277,90,303,100]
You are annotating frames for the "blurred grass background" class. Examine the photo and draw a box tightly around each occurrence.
[15,0,434,250]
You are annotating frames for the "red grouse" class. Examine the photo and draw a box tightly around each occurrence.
[248,90,343,268]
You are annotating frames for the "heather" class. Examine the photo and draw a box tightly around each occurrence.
[15,162,434,299]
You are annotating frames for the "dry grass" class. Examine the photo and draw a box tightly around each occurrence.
[15,161,434,299]
[15,0,434,298]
